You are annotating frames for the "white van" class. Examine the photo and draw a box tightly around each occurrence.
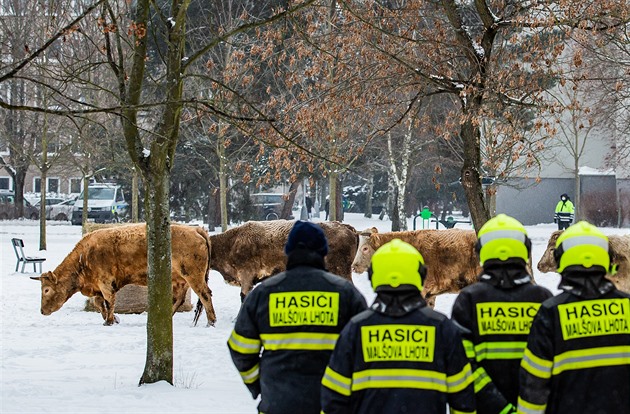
[71,183,129,225]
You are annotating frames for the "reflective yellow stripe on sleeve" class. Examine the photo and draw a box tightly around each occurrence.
[472,367,492,393]
[462,339,475,359]
[228,330,262,355]
[521,348,552,379]
[447,363,474,393]
[260,332,339,351]
[239,363,260,384]
[474,341,527,361]
[517,396,546,414]
[552,345,630,375]
[351,368,447,392]
[321,366,352,396]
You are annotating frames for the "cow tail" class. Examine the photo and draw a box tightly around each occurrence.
[193,299,203,326]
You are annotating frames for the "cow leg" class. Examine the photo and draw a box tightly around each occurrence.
[184,277,217,327]
[240,277,254,303]
[171,282,187,314]
[92,296,109,321]
[98,283,119,326]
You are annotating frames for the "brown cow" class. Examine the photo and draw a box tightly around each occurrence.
[352,227,481,305]
[537,230,630,292]
[31,224,217,326]
[209,220,358,301]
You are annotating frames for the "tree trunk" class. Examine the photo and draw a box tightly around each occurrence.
[364,171,373,218]
[219,138,228,231]
[132,168,140,222]
[460,118,490,231]
[574,158,581,221]
[140,172,173,385]
[39,168,47,250]
[81,175,90,231]
[329,172,338,221]
[281,179,300,219]
[391,187,400,231]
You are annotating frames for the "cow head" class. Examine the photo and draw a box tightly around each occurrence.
[30,271,67,315]
[351,227,379,274]
[536,230,563,273]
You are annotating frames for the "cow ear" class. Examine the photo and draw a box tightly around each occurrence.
[49,272,58,284]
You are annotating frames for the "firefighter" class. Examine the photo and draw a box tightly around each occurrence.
[451,214,553,414]
[321,239,476,414]
[518,221,630,414]
[554,193,575,230]
[227,220,367,414]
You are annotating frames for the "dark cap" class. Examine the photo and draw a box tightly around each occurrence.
[284,221,329,257]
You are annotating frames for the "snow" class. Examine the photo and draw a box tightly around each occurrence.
[1,215,627,413]
[578,166,616,176]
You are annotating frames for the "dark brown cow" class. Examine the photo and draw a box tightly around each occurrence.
[209,220,358,301]
[352,227,481,305]
[537,230,630,292]
[32,224,217,326]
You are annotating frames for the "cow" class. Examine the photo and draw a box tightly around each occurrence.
[208,220,358,301]
[537,230,630,293]
[352,227,481,306]
[31,223,217,326]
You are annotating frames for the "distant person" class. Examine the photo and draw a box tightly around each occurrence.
[305,196,313,218]
[451,214,552,414]
[554,193,574,230]
[228,221,367,414]
[518,221,630,414]
[325,196,330,220]
[321,239,476,413]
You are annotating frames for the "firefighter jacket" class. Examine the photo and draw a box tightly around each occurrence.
[518,288,630,414]
[321,292,476,414]
[451,266,553,414]
[227,249,367,414]
[554,200,575,223]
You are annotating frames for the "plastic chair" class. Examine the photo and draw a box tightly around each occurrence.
[11,238,46,273]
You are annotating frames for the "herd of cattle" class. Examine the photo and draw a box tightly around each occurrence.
[30,220,630,326]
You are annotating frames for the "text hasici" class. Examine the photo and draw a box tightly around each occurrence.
[558,299,630,340]
[269,292,340,327]
[361,325,436,362]
[476,302,542,335]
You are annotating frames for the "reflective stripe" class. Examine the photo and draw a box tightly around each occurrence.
[474,341,527,361]
[447,363,474,393]
[517,396,546,414]
[228,330,262,355]
[521,348,552,379]
[321,366,352,396]
[239,364,260,384]
[472,367,492,393]
[260,332,339,350]
[352,368,447,392]
[498,404,514,414]
[479,229,526,244]
[552,345,630,375]
[462,339,475,359]
[560,235,608,251]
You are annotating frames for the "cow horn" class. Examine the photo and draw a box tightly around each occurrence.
[30,276,42,281]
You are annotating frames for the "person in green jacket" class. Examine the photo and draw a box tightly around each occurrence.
[554,193,574,230]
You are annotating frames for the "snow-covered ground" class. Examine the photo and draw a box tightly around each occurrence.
[1,214,627,413]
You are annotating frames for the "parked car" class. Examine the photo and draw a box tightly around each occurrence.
[251,193,287,220]
[71,183,129,225]
[0,190,40,220]
[32,197,66,209]
[46,198,77,221]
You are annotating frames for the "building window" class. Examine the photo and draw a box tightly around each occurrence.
[70,178,81,194]
[0,176,10,190]
[47,177,60,193]
[34,177,42,193]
